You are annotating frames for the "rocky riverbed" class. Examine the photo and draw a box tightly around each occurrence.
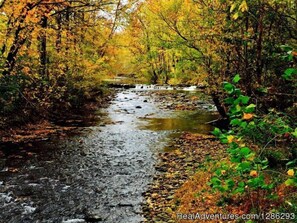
[0,87,219,223]
[141,133,226,223]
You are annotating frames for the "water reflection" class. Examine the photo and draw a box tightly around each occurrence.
[140,110,219,134]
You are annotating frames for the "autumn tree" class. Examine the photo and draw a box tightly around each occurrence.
[124,0,296,115]
[0,0,131,125]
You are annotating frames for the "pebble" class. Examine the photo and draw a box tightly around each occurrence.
[22,205,36,214]
[62,219,86,223]
[141,132,225,222]
[84,209,105,221]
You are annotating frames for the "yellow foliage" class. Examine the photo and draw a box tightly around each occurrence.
[242,113,254,120]
[232,12,239,20]
[239,1,248,12]
[227,135,235,144]
[250,170,258,177]
[287,169,295,177]
[230,3,237,13]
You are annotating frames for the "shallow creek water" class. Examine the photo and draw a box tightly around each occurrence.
[0,88,218,223]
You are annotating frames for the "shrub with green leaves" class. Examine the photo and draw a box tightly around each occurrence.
[209,74,297,214]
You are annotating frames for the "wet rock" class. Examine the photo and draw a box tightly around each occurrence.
[155,166,167,172]
[119,202,134,207]
[0,192,13,203]
[14,186,35,197]
[62,219,86,223]
[84,209,106,222]
[80,150,88,156]
[22,205,36,214]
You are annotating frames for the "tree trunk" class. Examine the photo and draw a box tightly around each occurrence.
[256,5,264,85]
[211,93,228,118]
[65,6,71,73]
[39,15,48,79]
[2,27,28,76]
[56,14,62,52]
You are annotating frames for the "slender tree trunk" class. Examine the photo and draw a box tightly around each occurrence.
[65,6,70,73]
[56,14,62,52]
[2,5,29,76]
[39,15,48,79]
[151,70,158,84]
[2,27,28,76]
[244,16,252,95]
[212,93,228,118]
[1,1,40,76]
[256,5,264,85]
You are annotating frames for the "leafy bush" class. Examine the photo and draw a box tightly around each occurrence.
[0,71,104,128]
[209,75,297,216]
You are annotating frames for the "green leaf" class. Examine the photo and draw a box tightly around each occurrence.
[240,147,251,156]
[211,177,221,185]
[248,176,265,188]
[240,121,247,128]
[238,182,245,187]
[267,183,275,190]
[280,45,293,52]
[230,118,242,126]
[237,161,251,172]
[239,95,250,104]
[221,138,229,144]
[223,82,234,93]
[285,68,297,75]
[234,95,250,105]
[230,105,241,114]
[261,158,269,165]
[286,160,296,167]
[285,179,296,186]
[234,187,245,194]
[215,169,222,176]
[283,68,297,80]
[232,74,241,83]
[236,104,242,112]
[224,97,234,105]
[234,88,242,96]
[245,104,256,113]
[257,87,268,93]
[212,127,222,137]
[226,179,235,189]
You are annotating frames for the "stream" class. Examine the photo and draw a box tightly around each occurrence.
[0,87,218,223]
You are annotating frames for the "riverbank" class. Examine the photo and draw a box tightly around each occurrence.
[142,132,227,222]
[0,89,115,145]
[141,90,296,223]
[138,89,229,222]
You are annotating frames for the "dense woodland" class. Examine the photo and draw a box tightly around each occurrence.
[0,0,296,124]
[0,0,297,219]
